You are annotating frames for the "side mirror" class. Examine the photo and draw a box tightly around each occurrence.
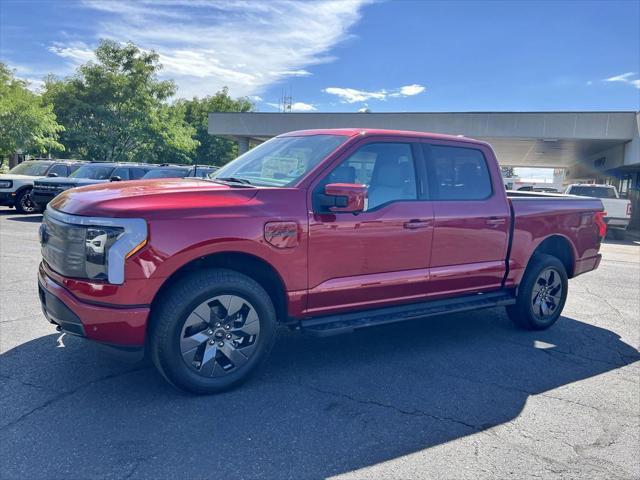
[47,172,59,178]
[319,183,367,213]
[110,176,122,182]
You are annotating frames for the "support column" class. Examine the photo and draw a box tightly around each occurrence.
[236,137,250,156]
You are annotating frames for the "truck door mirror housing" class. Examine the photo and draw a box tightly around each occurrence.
[47,172,59,178]
[110,176,122,182]
[318,183,367,213]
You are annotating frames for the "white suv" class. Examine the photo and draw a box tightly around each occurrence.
[0,160,85,214]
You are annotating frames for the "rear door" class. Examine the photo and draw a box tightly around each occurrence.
[422,141,510,297]
[306,139,434,315]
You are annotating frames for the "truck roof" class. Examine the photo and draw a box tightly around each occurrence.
[278,128,486,146]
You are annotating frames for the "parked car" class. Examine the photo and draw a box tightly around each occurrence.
[141,165,219,180]
[565,184,631,239]
[0,159,85,213]
[32,162,156,210]
[38,129,605,394]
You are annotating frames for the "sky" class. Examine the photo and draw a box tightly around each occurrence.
[1,0,639,115]
[4,0,637,182]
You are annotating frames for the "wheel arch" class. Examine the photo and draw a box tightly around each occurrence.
[150,251,288,324]
[529,235,576,278]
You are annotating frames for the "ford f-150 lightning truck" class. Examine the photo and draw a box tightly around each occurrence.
[38,129,606,394]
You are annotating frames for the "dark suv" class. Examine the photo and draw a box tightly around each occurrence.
[0,160,86,213]
[32,162,156,210]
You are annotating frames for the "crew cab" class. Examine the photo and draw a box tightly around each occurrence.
[32,162,155,210]
[37,129,605,394]
[0,159,85,213]
[565,184,632,239]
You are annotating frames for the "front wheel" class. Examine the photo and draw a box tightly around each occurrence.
[506,253,568,330]
[15,189,40,214]
[149,269,277,394]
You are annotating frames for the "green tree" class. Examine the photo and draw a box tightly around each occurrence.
[44,40,197,163]
[179,88,253,165]
[0,64,64,164]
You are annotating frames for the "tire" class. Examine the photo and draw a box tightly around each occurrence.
[149,268,277,394]
[506,253,568,330]
[15,188,40,214]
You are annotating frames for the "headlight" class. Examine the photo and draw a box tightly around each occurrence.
[41,208,147,284]
[0,180,13,189]
[85,226,125,280]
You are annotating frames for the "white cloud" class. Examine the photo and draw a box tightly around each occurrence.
[47,0,371,98]
[604,72,640,89]
[398,83,425,96]
[266,101,317,112]
[323,87,387,103]
[290,102,317,112]
[48,41,95,65]
[324,83,426,103]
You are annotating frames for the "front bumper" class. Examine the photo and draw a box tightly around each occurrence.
[604,217,630,229]
[0,191,15,207]
[38,262,149,346]
[31,191,57,208]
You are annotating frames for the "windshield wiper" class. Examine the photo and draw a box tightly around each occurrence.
[216,176,252,184]
[213,176,254,186]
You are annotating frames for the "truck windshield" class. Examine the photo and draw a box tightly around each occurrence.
[212,134,348,186]
[8,161,53,176]
[569,186,617,199]
[142,168,190,179]
[70,164,116,180]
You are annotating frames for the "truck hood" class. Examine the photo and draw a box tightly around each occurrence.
[50,178,259,218]
[0,173,44,180]
[38,177,107,186]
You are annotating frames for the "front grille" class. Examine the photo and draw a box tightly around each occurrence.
[41,213,87,278]
[33,184,71,194]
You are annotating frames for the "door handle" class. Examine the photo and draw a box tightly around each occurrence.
[486,217,506,227]
[404,219,431,229]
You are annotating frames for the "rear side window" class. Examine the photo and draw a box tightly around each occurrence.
[425,145,492,200]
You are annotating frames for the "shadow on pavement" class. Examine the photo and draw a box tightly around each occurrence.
[1,309,638,479]
[4,214,43,223]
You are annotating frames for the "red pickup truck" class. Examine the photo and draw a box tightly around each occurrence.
[38,129,606,394]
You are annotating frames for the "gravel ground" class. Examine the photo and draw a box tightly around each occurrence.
[1,207,638,480]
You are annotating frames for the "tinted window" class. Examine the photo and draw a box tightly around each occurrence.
[112,167,130,180]
[143,167,190,179]
[324,143,417,210]
[426,145,492,200]
[130,167,149,180]
[70,164,116,180]
[569,186,617,199]
[48,164,68,177]
[68,164,84,174]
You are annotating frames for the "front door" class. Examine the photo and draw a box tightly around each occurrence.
[306,140,434,316]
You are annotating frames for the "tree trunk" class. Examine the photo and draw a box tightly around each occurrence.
[9,152,19,169]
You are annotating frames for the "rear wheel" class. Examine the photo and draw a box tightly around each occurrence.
[150,269,277,394]
[506,253,568,330]
[15,189,39,214]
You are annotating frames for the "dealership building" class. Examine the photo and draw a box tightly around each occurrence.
[209,111,640,226]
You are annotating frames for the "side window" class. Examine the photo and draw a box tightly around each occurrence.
[129,167,148,180]
[48,164,68,177]
[112,167,130,180]
[322,142,418,210]
[425,145,492,200]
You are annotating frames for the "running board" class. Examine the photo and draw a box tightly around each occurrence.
[300,290,516,337]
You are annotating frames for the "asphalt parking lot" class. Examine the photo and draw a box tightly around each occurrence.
[1,207,638,480]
